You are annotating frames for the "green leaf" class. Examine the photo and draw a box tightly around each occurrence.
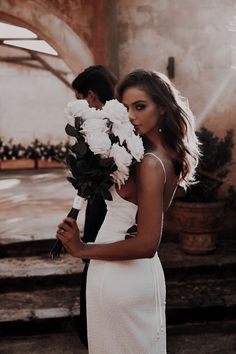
[99,157,115,168]
[65,124,79,138]
[101,189,113,201]
[66,153,77,167]
[70,142,88,157]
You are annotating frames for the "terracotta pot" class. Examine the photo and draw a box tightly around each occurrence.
[0,159,35,170]
[37,160,65,169]
[168,201,224,254]
[179,231,217,255]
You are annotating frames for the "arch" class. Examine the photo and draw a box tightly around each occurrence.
[0,0,94,74]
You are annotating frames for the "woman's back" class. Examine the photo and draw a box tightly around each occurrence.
[86,182,167,353]
[117,151,179,213]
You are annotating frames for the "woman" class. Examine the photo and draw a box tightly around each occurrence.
[57,70,200,353]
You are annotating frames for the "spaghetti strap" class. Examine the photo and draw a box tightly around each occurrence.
[144,153,167,184]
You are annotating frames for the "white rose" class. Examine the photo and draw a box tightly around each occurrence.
[81,118,108,134]
[83,107,104,120]
[109,143,132,174]
[18,150,24,157]
[85,132,111,157]
[112,121,134,145]
[102,99,129,124]
[65,100,90,118]
[126,133,144,161]
[111,170,129,189]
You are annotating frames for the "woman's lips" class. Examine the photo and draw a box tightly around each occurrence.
[134,125,142,133]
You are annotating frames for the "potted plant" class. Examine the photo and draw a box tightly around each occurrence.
[0,138,35,170]
[166,127,235,254]
[33,140,69,168]
[0,137,69,170]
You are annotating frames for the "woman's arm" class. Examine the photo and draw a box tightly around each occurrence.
[57,156,165,261]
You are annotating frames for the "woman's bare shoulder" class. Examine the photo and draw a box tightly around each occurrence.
[142,151,177,175]
[136,153,166,188]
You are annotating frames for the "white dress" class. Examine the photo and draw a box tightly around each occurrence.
[86,155,166,354]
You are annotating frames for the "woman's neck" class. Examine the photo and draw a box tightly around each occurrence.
[142,131,162,152]
[143,132,178,163]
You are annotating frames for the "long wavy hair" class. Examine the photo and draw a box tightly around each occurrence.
[117,69,200,189]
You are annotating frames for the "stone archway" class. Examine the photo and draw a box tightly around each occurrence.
[0,0,94,74]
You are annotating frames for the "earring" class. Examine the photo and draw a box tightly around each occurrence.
[158,128,162,133]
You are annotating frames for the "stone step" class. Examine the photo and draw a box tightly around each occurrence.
[167,323,236,354]
[1,234,236,264]
[0,254,84,292]
[166,277,236,325]
[0,286,80,336]
[0,332,88,354]
[0,238,55,258]
[0,240,235,291]
[0,276,235,336]
[0,321,236,354]
[159,240,236,280]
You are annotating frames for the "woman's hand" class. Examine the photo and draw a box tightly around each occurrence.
[56,217,85,257]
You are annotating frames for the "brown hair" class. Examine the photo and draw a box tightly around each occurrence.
[117,69,200,188]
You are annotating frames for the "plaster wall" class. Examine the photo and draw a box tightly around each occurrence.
[1,0,236,186]
[0,47,74,144]
[0,0,118,75]
[117,0,236,185]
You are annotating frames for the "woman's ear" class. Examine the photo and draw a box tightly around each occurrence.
[87,90,96,104]
[159,106,166,116]
[86,90,103,109]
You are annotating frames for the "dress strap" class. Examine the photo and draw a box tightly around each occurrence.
[144,153,167,184]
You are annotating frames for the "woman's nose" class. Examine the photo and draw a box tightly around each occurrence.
[129,112,136,124]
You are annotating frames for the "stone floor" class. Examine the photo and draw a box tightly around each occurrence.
[0,169,76,243]
[0,170,235,354]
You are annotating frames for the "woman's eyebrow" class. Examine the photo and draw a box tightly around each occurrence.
[132,100,147,105]
[123,100,147,108]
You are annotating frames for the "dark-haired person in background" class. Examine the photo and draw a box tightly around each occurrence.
[72,64,117,108]
[72,65,117,348]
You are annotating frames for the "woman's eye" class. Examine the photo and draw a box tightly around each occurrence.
[136,104,145,111]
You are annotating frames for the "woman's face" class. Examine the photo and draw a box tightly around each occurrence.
[122,87,163,136]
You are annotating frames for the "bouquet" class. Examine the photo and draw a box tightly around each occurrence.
[50,99,144,258]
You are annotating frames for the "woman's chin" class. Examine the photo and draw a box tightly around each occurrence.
[135,127,143,135]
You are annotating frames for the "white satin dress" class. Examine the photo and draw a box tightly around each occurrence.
[86,155,167,354]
